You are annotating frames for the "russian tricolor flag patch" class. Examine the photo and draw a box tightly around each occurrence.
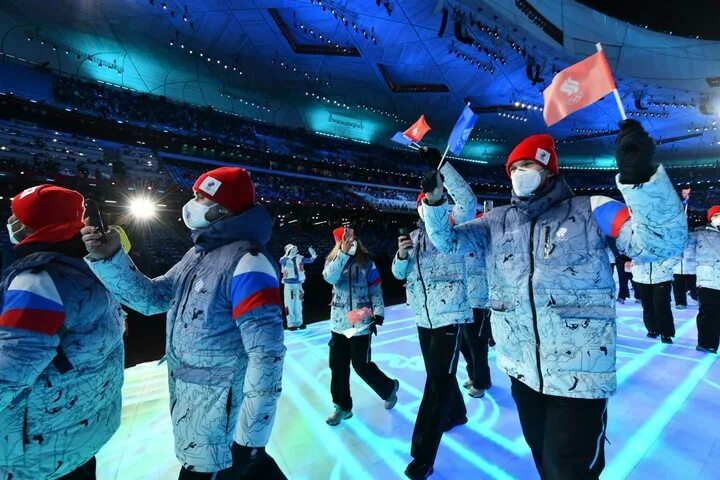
[367,266,382,287]
[591,196,631,239]
[231,253,281,319]
[0,271,65,335]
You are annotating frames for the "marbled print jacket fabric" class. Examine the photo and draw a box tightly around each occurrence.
[87,206,286,473]
[423,165,687,399]
[0,252,124,479]
[690,225,720,290]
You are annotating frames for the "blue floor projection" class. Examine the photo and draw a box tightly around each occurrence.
[98,301,720,480]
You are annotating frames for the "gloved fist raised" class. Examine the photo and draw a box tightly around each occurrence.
[373,315,384,326]
[419,146,443,170]
[421,169,444,194]
[615,119,656,184]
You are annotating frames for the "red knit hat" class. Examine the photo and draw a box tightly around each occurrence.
[333,227,346,244]
[193,167,255,214]
[506,134,559,177]
[708,206,720,222]
[416,192,426,206]
[11,185,85,246]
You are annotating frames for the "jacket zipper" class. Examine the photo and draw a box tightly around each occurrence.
[649,263,653,284]
[179,273,197,317]
[348,260,353,313]
[416,233,433,328]
[529,219,543,392]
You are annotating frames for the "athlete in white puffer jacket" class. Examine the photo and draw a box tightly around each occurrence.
[631,256,679,342]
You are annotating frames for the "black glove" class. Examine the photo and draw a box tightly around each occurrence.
[373,315,384,326]
[615,119,656,184]
[421,169,444,193]
[229,443,270,476]
[369,323,378,336]
[419,147,442,170]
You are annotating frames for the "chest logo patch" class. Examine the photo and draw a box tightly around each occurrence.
[194,279,205,293]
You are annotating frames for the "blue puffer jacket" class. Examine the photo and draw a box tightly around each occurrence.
[392,162,477,327]
[0,244,124,479]
[691,225,720,290]
[322,252,384,334]
[423,165,687,399]
[631,257,678,284]
[87,206,286,473]
[392,224,472,329]
[673,235,697,275]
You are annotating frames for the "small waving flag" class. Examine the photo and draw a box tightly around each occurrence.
[447,104,478,155]
[390,131,413,146]
[403,115,432,143]
[542,50,616,126]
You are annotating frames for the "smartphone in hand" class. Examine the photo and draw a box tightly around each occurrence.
[84,199,107,241]
[398,227,409,240]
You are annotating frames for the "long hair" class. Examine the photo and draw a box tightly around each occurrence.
[326,238,372,267]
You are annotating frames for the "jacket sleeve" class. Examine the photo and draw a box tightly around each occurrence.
[229,252,285,446]
[367,262,384,317]
[322,252,350,285]
[441,162,477,224]
[233,305,285,447]
[302,249,318,264]
[0,271,63,413]
[85,249,179,316]
[423,198,489,256]
[392,253,410,280]
[613,165,688,262]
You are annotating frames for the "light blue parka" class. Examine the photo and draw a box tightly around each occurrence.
[86,206,286,472]
[422,165,687,399]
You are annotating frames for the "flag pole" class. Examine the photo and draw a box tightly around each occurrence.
[437,145,451,171]
[412,142,422,148]
[595,42,627,120]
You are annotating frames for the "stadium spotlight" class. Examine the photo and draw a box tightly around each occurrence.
[129,197,157,220]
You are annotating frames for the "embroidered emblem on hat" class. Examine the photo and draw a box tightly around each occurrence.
[19,186,39,199]
[535,148,551,165]
[199,176,221,196]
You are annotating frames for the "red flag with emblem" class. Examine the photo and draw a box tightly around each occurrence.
[542,51,616,127]
[403,115,432,142]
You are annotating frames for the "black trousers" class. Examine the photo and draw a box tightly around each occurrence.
[459,309,492,389]
[635,281,675,337]
[673,274,698,306]
[697,287,720,350]
[59,457,96,480]
[328,331,395,411]
[178,451,286,480]
[411,324,466,466]
[616,266,632,300]
[511,377,608,480]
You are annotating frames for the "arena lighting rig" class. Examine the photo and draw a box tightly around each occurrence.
[128,196,157,220]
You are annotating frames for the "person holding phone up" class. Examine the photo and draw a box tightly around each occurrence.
[82,167,287,480]
[0,185,124,480]
[322,226,399,426]
[392,148,477,480]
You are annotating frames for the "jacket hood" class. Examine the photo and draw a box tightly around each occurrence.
[191,204,272,252]
[511,175,574,219]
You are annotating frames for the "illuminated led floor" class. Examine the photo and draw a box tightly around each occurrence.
[98,301,720,480]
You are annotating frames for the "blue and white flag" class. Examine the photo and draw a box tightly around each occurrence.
[390,131,413,146]
[447,104,478,155]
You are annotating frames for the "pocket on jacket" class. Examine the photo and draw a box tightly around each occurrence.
[546,317,616,374]
[489,310,523,364]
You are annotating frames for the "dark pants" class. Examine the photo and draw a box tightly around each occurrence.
[459,308,492,389]
[178,453,286,480]
[673,274,698,306]
[697,287,720,350]
[510,377,608,480]
[411,324,466,466]
[616,266,632,300]
[59,457,96,480]
[635,281,675,337]
[329,331,395,411]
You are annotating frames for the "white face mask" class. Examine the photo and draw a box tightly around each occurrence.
[6,219,24,245]
[182,199,214,229]
[417,205,425,222]
[712,217,720,227]
[511,167,542,198]
[347,241,358,256]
